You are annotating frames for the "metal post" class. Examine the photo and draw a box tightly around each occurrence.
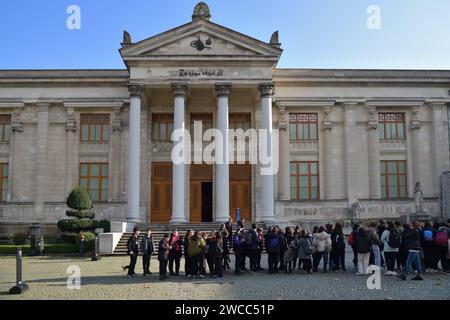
[9,248,29,295]
[91,236,101,261]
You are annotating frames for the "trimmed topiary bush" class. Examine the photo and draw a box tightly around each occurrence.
[57,219,95,233]
[65,186,94,219]
[94,220,111,233]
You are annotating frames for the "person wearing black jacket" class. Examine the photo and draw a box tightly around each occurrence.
[126,227,141,278]
[158,233,171,281]
[209,231,224,278]
[355,227,371,275]
[233,228,245,275]
[141,228,155,276]
[183,230,193,278]
[331,223,346,272]
[225,217,233,248]
[349,224,359,270]
[245,224,260,272]
[398,221,424,281]
[266,227,281,274]
[168,229,183,276]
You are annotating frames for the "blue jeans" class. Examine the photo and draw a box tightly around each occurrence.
[402,251,423,276]
[372,244,381,267]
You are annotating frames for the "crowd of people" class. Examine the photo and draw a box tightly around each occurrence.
[125,217,450,281]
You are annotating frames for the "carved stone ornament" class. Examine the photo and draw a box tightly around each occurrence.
[128,84,144,98]
[215,83,231,97]
[11,105,24,132]
[65,107,76,132]
[112,107,122,132]
[258,83,275,97]
[192,2,211,21]
[410,106,421,130]
[121,30,132,48]
[278,106,287,131]
[322,106,332,130]
[270,31,281,47]
[171,83,188,97]
[367,106,378,130]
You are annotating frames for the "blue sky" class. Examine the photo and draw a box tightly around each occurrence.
[0,0,449,70]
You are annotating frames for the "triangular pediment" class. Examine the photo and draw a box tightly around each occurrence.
[120,19,282,62]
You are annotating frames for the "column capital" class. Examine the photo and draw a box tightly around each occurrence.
[171,82,188,97]
[128,84,144,98]
[215,83,232,97]
[258,83,275,97]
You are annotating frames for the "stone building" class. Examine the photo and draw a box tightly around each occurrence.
[0,3,449,233]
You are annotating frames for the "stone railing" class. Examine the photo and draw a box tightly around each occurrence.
[79,143,110,155]
[0,143,10,154]
[379,140,407,152]
[289,140,319,153]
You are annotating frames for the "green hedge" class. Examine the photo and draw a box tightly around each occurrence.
[66,210,95,220]
[57,219,96,232]
[95,220,111,233]
[0,243,82,255]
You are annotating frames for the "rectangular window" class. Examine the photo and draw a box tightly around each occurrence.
[0,115,11,144]
[190,114,213,138]
[378,113,406,141]
[289,113,318,141]
[80,114,110,144]
[290,161,319,200]
[79,163,108,202]
[380,160,407,199]
[151,113,174,142]
[229,113,251,131]
[0,163,8,202]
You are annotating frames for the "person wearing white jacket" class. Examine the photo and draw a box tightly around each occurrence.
[380,221,399,276]
[312,226,332,273]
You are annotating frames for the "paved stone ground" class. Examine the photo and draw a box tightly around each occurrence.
[0,253,449,300]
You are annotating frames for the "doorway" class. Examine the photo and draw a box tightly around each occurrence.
[201,182,213,222]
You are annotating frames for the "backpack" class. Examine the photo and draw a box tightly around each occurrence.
[268,236,279,249]
[423,230,433,242]
[387,230,401,248]
[232,235,242,247]
[347,233,353,246]
[435,228,448,246]
[245,231,253,246]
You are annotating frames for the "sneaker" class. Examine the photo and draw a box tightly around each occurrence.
[186,274,192,278]
[397,274,407,281]
[212,275,218,278]
[384,271,393,276]
[412,275,423,281]
[391,271,397,276]
[355,272,363,276]
[198,275,205,279]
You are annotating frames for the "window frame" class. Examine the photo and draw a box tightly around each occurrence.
[378,113,406,141]
[79,163,109,202]
[380,160,407,199]
[151,113,174,142]
[290,161,320,201]
[190,113,213,138]
[229,113,251,131]
[80,114,110,144]
[289,113,318,142]
[0,163,8,202]
[0,114,11,144]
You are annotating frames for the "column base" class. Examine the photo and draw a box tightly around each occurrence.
[170,217,188,224]
[215,217,229,223]
[260,217,278,226]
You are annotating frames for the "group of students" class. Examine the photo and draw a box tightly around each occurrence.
[125,217,450,281]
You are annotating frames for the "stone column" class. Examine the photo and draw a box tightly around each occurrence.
[64,107,77,197]
[215,83,231,222]
[35,103,49,219]
[127,84,144,223]
[258,83,276,224]
[321,105,333,199]
[171,83,188,224]
[367,105,381,199]
[9,104,24,202]
[277,105,290,200]
[409,105,425,197]
[344,102,358,205]
[430,102,450,197]
[111,106,122,201]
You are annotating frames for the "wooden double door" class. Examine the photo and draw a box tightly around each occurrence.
[151,163,252,223]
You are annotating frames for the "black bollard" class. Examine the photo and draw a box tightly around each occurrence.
[91,236,101,261]
[9,248,29,295]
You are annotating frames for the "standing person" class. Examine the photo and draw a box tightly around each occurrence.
[126,227,140,278]
[380,221,400,276]
[168,229,182,276]
[394,221,404,270]
[422,222,437,273]
[209,231,224,278]
[325,224,335,271]
[398,221,424,281]
[220,224,230,271]
[245,224,260,273]
[225,217,233,248]
[434,222,449,272]
[297,230,313,274]
[266,227,281,274]
[331,223,346,272]
[141,228,155,276]
[188,231,206,279]
[399,224,410,269]
[277,227,286,271]
[348,224,360,270]
[79,231,86,257]
[293,225,302,270]
[256,227,265,271]
[158,233,170,281]
[233,228,245,275]
[284,227,296,273]
[355,227,372,275]
[312,226,332,273]
[377,220,386,267]
[183,230,193,278]
[200,232,209,276]
[368,222,382,267]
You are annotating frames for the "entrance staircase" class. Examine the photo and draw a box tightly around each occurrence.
[112,222,265,255]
